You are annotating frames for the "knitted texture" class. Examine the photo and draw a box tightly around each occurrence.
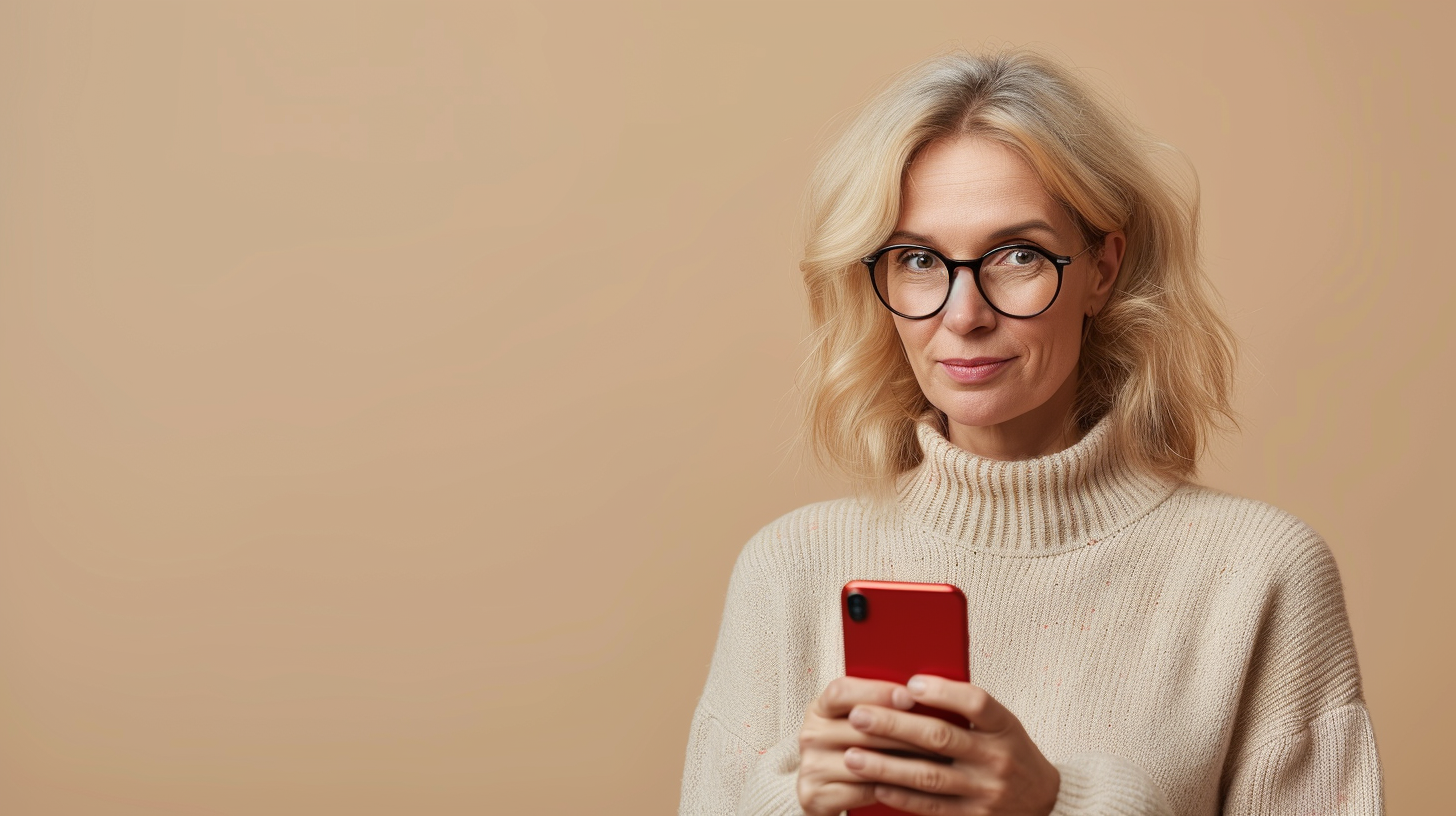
[679,414,1383,815]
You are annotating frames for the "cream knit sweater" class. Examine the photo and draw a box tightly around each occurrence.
[678,413,1383,815]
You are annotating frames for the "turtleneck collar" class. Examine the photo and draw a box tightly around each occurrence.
[894,411,1180,556]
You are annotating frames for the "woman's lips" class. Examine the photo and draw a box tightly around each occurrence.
[939,357,1013,383]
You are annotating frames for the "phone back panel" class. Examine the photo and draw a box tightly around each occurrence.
[841,580,969,816]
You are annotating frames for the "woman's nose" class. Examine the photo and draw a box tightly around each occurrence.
[940,268,997,333]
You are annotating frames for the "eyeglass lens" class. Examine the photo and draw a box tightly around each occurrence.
[871,246,1060,318]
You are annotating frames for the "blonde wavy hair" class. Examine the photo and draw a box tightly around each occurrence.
[796,46,1237,502]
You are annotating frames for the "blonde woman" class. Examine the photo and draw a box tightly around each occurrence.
[678,48,1383,816]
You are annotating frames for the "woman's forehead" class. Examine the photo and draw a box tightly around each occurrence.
[899,137,1072,248]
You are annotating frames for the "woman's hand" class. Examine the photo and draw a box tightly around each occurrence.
[796,676,933,816]
[841,674,1061,816]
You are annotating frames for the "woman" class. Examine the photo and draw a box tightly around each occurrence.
[679,48,1383,816]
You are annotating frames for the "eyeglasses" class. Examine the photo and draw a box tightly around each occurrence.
[861,242,1095,319]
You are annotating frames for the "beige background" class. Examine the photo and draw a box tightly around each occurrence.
[0,1,1449,813]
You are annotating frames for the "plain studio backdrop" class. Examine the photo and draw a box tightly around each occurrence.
[1,1,1450,813]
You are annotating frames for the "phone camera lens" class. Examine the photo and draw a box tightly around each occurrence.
[846,592,868,622]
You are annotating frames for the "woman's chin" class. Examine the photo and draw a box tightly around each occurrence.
[930,395,1027,431]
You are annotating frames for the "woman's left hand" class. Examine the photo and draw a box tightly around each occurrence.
[843,674,1061,816]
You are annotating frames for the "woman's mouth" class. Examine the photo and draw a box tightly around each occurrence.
[939,357,1013,384]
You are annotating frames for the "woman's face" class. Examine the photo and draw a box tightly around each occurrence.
[888,136,1125,458]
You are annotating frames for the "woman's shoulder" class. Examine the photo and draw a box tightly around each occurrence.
[731,495,887,576]
[1158,481,1343,585]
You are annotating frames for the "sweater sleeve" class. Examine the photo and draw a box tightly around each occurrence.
[1220,701,1383,814]
[679,708,803,815]
[1217,525,1386,814]
[1046,752,1176,816]
[680,528,804,815]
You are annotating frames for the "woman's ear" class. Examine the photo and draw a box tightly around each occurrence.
[1086,230,1126,315]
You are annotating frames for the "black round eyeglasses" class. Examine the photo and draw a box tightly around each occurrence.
[861,242,1095,319]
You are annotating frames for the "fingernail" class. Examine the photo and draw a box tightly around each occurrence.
[907,676,928,695]
[844,747,865,768]
[848,707,872,728]
[890,687,914,709]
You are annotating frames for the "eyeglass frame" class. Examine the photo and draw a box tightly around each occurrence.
[860,241,1096,320]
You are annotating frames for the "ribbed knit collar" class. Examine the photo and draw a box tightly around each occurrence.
[895,412,1180,556]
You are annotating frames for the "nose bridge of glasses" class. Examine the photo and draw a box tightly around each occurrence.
[945,264,992,313]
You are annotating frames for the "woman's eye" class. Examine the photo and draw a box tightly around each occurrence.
[903,252,935,270]
[985,247,1044,268]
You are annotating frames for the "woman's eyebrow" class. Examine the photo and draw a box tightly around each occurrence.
[887,219,1061,249]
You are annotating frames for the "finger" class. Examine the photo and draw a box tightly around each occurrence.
[797,778,877,816]
[847,704,976,759]
[873,782,962,816]
[843,746,972,797]
[811,676,916,718]
[906,674,1014,733]
[802,715,933,755]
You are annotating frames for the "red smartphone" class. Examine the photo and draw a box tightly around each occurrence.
[841,580,970,816]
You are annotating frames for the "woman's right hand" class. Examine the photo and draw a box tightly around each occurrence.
[796,676,923,816]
